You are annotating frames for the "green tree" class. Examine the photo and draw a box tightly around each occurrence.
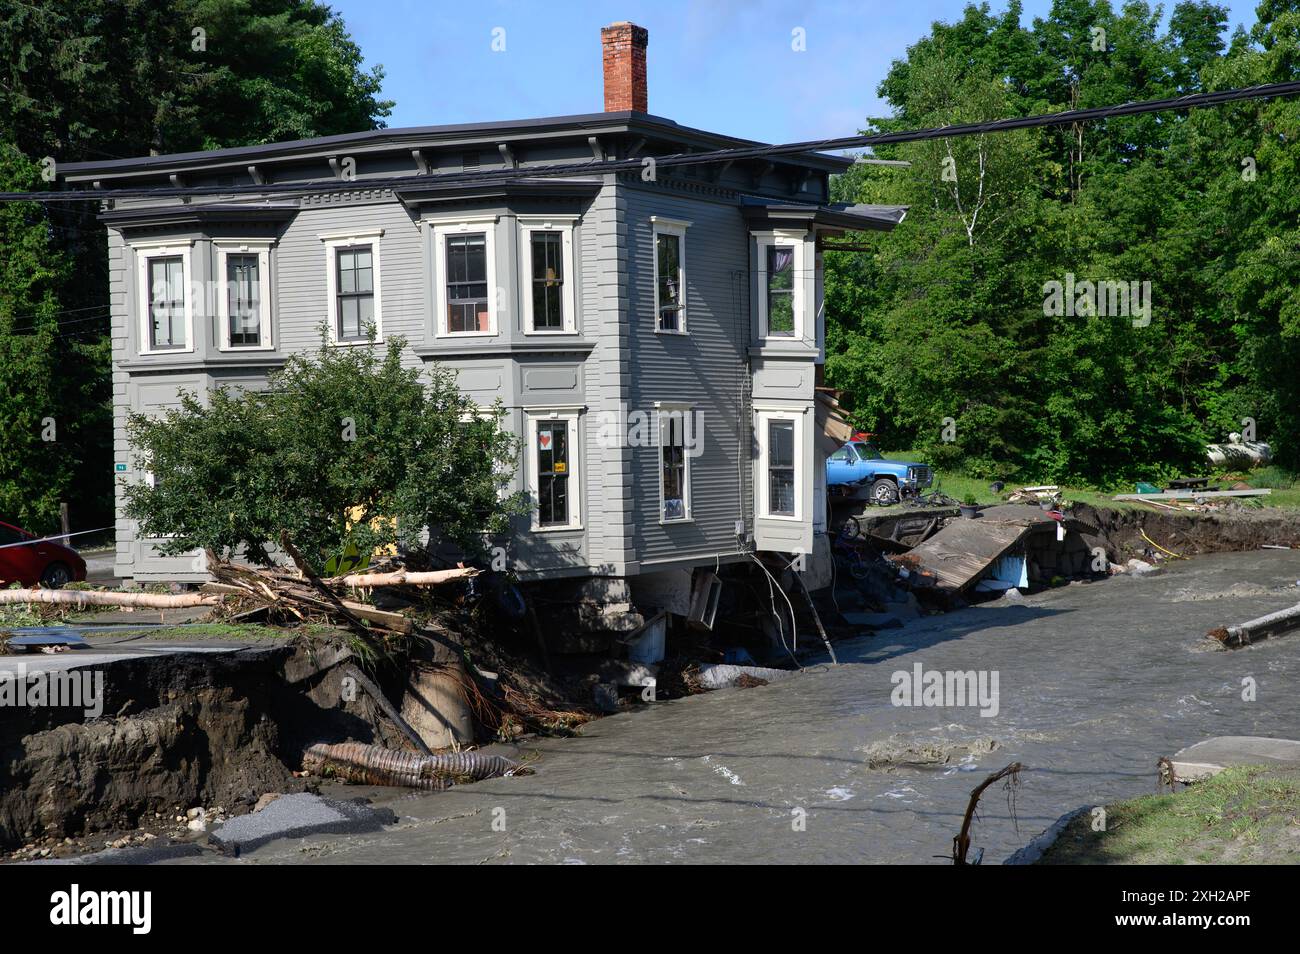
[0,0,395,531]
[123,336,526,571]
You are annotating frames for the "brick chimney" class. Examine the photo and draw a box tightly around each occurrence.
[601,21,648,113]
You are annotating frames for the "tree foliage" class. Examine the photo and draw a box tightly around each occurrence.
[827,0,1298,487]
[0,0,393,531]
[123,336,525,572]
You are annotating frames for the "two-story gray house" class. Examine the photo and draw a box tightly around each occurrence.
[63,22,903,611]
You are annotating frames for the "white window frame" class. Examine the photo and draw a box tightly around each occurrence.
[519,216,577,334]
[755,405,804,521]
[133,239,194,356]
[650,215,691,335]
[755,229,808,341]
[525,407,583,532]
[656,400,694,524]
[320,228,384,345]
[214,240,274,351]
[430,215,500,338]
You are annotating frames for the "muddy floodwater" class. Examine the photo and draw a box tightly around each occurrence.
[190,550,1300,865]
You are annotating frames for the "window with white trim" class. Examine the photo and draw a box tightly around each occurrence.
[519,217,577,333]
[657,404,693,522]
[321,230,384,344]
[526,410,582,530]
[756,231,807,340]
[756,408,803,519]
[215,241,272,350]
[432,217,499,337]
[135,242,194,355]
[651,216,690,333]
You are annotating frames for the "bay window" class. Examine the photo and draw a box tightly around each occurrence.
[134,240,193,355]
[519,217,577,334]
[756,407,803,520]
[527,409,582,531]
[215,241,272,350]
[431,216,499,337]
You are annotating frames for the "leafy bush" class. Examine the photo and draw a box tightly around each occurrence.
[123,334,526,572]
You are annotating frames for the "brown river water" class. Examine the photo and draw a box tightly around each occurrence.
[187,550,1300,865]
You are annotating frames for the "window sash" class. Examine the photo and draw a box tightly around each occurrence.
[335,246,374,341]
[530,231,564,330]
[660,413,688,521]
[226,254,261,346]
[148,256,186,350]
[766,245,796,336]
[656,232,682,331]
[536,420,571,527]
[446,234,489,333]
[768,419,796,516]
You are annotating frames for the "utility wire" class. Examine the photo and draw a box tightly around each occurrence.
[1,79,1297,204]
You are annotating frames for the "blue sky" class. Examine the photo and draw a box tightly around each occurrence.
[330,0,1264,145]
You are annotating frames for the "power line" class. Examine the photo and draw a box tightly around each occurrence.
[1,79,1297,205]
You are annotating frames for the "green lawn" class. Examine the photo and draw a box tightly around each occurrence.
[1038,766,1300,864]
[881,449,1300,511]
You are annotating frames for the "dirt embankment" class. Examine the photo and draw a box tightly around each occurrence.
[1076,503,1300,560]
[0,649,299,849]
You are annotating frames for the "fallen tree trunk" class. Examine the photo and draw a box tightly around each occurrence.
[0,589,217,609]
[1208,602,1300,648]
[328,567,477,588]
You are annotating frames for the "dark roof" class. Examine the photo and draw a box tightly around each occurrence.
[59,111,853,182]
[98,202,300,227]
[740,196,908,231]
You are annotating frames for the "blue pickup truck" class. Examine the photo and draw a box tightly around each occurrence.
[827,440,933,505]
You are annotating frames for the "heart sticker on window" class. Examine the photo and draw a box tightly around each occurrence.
[538,432,552,450]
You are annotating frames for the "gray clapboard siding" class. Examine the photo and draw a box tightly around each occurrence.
[621,181,752,567]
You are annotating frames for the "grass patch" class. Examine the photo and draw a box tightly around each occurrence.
[878,448,1300,512]
[98,622,339,642]
[1038,766,1300,865]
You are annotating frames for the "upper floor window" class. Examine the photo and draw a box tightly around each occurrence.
[148,257,186,350]
[446,234,489,333]
[650,216,690,334]
[532,233,564,329]
[215,241,272,350]
[519,217,577,334]
[134,241,193,356]
[320,229,384,345]
[756,231,807,340]
[336,246,374,341]
[766,246,796,336]
[431,216,499,337]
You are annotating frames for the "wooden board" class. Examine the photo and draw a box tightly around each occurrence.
[902,520,1029,593]
[1113,489,1270,501]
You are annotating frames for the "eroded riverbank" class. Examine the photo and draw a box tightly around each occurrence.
[168,549,1300,865]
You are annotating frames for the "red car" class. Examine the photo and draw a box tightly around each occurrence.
[0,520,88,588]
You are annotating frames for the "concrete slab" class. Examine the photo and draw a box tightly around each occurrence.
[1170,736,1300,782]
[209,793,396,854]
[0,639,278,676]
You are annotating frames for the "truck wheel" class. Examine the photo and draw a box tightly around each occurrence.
[869,478,899,506]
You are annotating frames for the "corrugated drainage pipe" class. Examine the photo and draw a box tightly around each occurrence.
[303,741,525,791]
